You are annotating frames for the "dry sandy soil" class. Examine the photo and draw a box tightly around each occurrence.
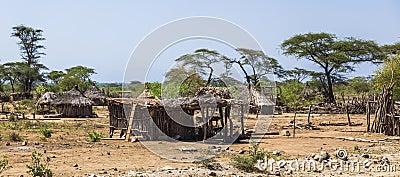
[1,107,400,176]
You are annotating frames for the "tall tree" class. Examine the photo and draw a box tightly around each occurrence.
[58,66,96,91]
[283,67,313,82]
[175,49,222,86]
[2,62,25,93]
[163,64,205,97]
[281,32,384,103]
[47,70,65,84]
[223,48,283,90]
[11,25,47,93]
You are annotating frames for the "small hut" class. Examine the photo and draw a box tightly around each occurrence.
[36,92,57,114]
[84,84,107,106]
[53,86,93,117]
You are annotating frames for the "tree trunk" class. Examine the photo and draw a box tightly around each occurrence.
[293,111,297,138]
[325,72,335,104]
[205,68,213,87]
[10,81,15,93]
[307,105,312,124]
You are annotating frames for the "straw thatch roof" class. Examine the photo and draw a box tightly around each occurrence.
[194,87,232,99]
[54,86,93,106]
[84,85,107,106]
[36,92,57,106]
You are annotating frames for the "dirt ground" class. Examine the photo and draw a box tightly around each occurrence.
[1,107,400,176]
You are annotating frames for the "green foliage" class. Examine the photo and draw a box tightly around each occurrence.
[147,82,162,98]
[58,65,96,91]
[281,32,384,103]
[175,48,222,86]
[47,70,65,84]
[123,81,144,97]
[27,150,53,177]
[279,80,310,110]
[335,77,372,95]
[8,115,17,122]
[36,85,47,94]
[40,128,52,138]
[231,141,268,172]
[374,55,400,99]
[354,145,360,151]
[0,155,8,174]
[9,132,22,141]
[11,25,48,93]
[222,48,283,89]
[163,65,205,98]
[87,131,103,142]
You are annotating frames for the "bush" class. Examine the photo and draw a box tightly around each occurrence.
[0,155,8,174]
[21,99,35,106]
[231,141,268,172]
[27,150,53,177]
[9,132,22,141]
[8,115,17,122]
[40,128,52,138]
[87,131,103,142]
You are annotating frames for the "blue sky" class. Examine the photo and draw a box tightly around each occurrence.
[1,0,399,82]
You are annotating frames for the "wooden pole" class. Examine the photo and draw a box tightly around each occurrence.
[307,105,312,125]
[346,101,351,126]
[293,112,296,138]
[366,102,370,132]
[240,104,245,135]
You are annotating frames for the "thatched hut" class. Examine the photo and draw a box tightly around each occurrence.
[53,86,93,117]
[84,84,107,106]
[36,92,57,114]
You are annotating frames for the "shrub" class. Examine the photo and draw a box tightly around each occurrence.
[87,131,103,142]
[0,155,8,174]
[40,128,52,138]
[8,115,17,122]
[9,132,22,141]
[231,141,268,172]
[27,150,53,177]
[354,145,360,151]
[21,99,35,106]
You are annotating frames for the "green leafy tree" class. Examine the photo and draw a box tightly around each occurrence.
[223,48,283,90]
[346,77,371,94]
[2,62,22,93]
[147,82,162,98]
[47,70,65,84]
[0,64,6,92]
[374,55,400,99]
[283,67,313,83]
[58,66,96,91]
[163,64,205,98]
[175,49,222,86]
[11,25,48,93]
[281,32,384,103]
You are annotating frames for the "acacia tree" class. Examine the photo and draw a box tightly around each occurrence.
[47,70,65,84]
[175,49,222,87]
[283,67,313,82]
[2,62,27,93]
[58,66,96,91]
[281,32,384,103]
[163,64,205,97]
[374,43,400,99]
[11,25,47,93]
